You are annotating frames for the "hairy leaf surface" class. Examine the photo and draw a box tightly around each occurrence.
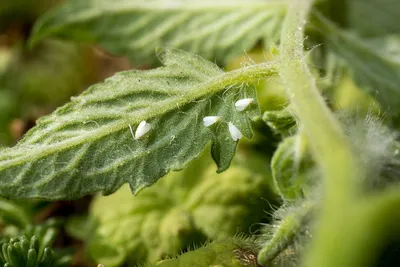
[0,49,262,200]
[30,0,287,65]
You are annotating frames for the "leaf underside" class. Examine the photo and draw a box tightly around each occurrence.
[30,0,287,65]
[346,0,400,36]
[0,49,260,200]
[319,16,400,118]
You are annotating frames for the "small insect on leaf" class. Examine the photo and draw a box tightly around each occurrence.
[235,98,254,111]
[228,122,242,141]
[203,116,221,127]
[135,120,151,140]
[0,49,261,200]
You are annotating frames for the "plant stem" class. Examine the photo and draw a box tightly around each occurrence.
[266,0,363,267]
[279,0,360,203]
[257,201,314,265]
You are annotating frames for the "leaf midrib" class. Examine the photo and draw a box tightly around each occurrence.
[0,62,277,169]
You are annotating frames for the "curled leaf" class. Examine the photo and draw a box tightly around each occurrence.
[262,107,297,136]
[271,134,315,201]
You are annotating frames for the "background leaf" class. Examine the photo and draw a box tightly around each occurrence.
[30,0,287,65]
[88,150,274,266]
[0,198,31,228]
[317,15,400,119]
[0,40,92,146]
[0,49,260,200]
[271,134,315,201]
[345,0,400,36]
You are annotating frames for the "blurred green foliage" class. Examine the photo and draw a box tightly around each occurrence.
[81,150,277,266]
[0,0,94,146]
[0,205,72,267]
[0,40,91,145]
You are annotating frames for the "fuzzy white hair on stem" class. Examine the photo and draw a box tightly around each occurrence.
[203,116,221,127]
[228,122,242,141]
[235,98,254,111]
[135,120,151,140]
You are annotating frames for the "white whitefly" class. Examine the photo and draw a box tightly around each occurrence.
[135,120,151,140]
[203,116,221,127]
[228,122,242,141]
[234,98,254,111]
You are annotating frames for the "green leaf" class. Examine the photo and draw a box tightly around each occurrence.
[271,134,314,201]
[345,0,400,36]
[262,107,297,136]
[88,150,273,266]
[0,49,268,200]
[318,15,400,118]
[30,0,287,65]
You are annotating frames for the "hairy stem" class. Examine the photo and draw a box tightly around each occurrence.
[258,201,314,265]
[263,0,363,267]
[279,0,360,203]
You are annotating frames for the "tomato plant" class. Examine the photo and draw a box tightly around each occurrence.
[0,0,399,266]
